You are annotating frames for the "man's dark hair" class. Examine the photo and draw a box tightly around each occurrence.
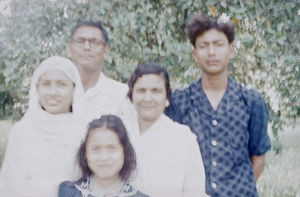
[187,13,235,47]
[127,63,171,102]
[77,115,136,184]
[71,20,108,44]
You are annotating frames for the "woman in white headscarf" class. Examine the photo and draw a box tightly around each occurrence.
[0,56,87,197]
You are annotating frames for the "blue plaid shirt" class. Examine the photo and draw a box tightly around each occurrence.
[165,76,271,197]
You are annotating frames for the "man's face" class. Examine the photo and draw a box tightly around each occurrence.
[192,28,234,76]
[69,25,108,72]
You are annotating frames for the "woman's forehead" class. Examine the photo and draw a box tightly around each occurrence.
[38,69,72,82]
[135,74,166,88]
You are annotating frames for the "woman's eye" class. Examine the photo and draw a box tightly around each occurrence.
[216,42,224,47]
[152,88,161,93]
[106,145,120,152]
[136,88,145,93]
[58,82,67,87]
[107,145,117,150]
[40,81,50,87]
[91,146,100,152]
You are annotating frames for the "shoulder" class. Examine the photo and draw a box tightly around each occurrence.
[135,191,150,197]
[7,118,30,142]
[162,117,201,157]
[120,182,149,197]
[58,181,80,197]
[240,86,268,112]
[242,86,265,103]
[163,115,197,140]
[172,81,195,101]
[102,73,129,96]
[171,80,200,112]
[103,73,128,89]
[59,180,76,190]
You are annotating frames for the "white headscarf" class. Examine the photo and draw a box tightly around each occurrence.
[27,55,84,115]
[0,56,88,197]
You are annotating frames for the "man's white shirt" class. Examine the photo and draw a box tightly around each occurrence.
[84,72,129,120]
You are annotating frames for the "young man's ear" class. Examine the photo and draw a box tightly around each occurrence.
[192,47,199,63]
[229,43,235,58]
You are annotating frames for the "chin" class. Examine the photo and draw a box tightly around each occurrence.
[45,108,68,114]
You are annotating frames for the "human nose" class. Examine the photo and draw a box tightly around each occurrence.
[143,91,153,102]
[98,149,109,160]
[208,44,216,55]
[48,85,58,95]
[83,40,91,49]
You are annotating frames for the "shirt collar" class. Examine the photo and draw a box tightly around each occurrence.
[84,72,107,98]
[189,76,242,116]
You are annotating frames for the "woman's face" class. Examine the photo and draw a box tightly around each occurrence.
[86,128,124,183]
[132,74,168,125]
[37,70,74,114]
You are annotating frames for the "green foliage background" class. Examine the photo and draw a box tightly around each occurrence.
[0,0,299,149]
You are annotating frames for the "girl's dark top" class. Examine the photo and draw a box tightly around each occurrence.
[58,178,149,197]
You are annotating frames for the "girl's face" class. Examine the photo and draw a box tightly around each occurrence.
[86,128,124,184]
[37,70,74,114]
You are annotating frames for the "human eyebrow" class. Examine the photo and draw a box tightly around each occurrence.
[90,145,101,151]
[72,37,85,42]
[39,80,51,85]
[107,144,118,150]
[213,40,226,43]
[152,88,162,92]
[135,87,146,92]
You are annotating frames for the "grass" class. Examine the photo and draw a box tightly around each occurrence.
[257,122,300,197]
[0,120,299,196]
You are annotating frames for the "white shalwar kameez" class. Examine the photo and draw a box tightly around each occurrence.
[125,111,208,197]
[0,56,87,197]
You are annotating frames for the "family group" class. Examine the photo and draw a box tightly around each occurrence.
[0,13,270,197]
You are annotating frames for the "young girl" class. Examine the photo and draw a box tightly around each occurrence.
[59,115,148,197]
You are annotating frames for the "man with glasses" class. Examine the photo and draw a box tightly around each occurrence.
[69,21,128,118]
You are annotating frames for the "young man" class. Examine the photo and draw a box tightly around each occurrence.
[165,14,271,197]
[69,21,128,118]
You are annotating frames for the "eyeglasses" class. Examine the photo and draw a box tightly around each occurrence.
[72,37,105,49]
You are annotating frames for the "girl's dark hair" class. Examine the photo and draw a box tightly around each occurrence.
[187,13,235,47]
[127,63,171,102]
[77,115,136,184]
[71,20,108,44]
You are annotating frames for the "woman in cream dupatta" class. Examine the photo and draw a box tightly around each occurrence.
[0,56,87,197]
[124,63,207,197]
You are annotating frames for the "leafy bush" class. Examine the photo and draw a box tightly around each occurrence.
[0,0,299,149]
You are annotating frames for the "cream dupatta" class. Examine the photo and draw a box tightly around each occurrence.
[0,56,88,197]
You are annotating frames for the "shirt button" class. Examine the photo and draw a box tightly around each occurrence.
[212,160,217,166]
[211,140,218,146]
[211,182,217,189]
[212,119,218,126]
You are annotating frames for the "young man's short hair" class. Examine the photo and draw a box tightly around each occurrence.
[187,14,235,47]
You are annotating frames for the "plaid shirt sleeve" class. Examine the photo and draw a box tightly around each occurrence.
[243,88,271,156]
[164,88,191,124]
